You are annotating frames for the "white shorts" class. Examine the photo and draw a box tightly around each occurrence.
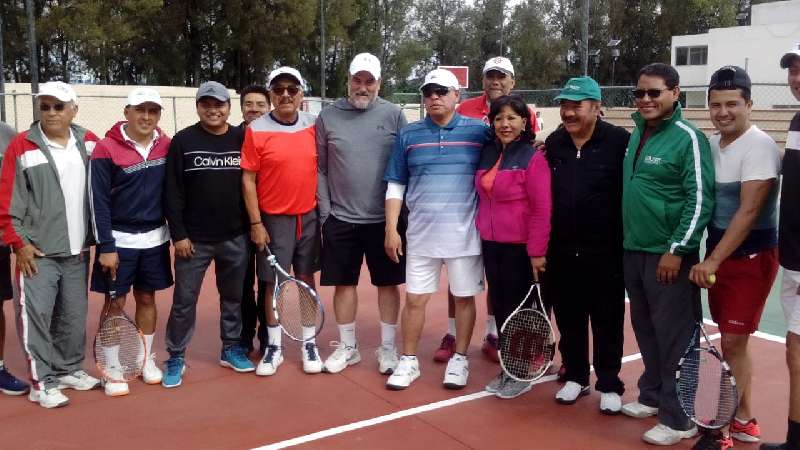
[782,268,800,335]
[406,254,485,297]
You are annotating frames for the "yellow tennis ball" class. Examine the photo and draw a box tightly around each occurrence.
[708,274,716,285]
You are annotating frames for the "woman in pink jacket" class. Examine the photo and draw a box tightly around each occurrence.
[475,95,552,399]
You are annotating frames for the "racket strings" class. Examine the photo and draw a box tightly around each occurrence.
[677,348,738,428]
[275,280,322,340]
[94,316,144,382]
[500,309,554,380]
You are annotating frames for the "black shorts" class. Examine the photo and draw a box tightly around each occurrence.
[90,242,174,296]
[320,215,405,287]
[0,246,12,301]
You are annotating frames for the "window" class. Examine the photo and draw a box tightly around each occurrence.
[675,46,707,66]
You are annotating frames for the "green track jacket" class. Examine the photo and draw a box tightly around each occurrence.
[622,103,714,256]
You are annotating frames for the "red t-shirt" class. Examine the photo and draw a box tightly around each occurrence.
[456,93,540,132]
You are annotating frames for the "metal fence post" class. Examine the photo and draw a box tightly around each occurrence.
[12,92,18,129]
[172,96,178,135]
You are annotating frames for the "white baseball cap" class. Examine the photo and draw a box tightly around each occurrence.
[781,42,800,69]
[267,66,307,91]
[482,56,515,77]
[36,81,77,103]
[420,69,460,91]
[127,87,163,107]
[349,53,381,80]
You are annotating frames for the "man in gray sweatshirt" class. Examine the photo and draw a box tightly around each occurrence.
[317,53,408,375]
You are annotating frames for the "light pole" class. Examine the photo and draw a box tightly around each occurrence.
[608,38,621,86]
[25,0,38,118]
[580,0,590,75]
[320,0,326,99]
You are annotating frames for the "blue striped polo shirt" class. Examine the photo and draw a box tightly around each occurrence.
[384,114,490,257]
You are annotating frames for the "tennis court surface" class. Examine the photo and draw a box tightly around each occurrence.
[0,263,790,449]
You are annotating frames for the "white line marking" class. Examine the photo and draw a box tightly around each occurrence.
[258,310,779,449]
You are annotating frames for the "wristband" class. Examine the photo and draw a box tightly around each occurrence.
[250,221,262,226]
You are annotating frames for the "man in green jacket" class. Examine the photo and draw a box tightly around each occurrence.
[619,63,715,446]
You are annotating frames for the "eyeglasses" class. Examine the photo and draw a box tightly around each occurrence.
[632,88,672,99]
[422,85,450,98]
[270,86,300,97]
[39,103,66,112]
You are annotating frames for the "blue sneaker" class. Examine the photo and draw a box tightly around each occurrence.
[0,367,29,395]
[162,356,185,388]
[220,345,255,373]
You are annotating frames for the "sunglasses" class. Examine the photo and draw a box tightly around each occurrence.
[271,86,300,97]
[422,85,450,98]
[632,88,672,99]
[39,103,67,112]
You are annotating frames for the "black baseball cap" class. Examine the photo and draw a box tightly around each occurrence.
[709,65,751,92]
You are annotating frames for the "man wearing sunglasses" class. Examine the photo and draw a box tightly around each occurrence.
[241,67,322,376]
[620,63,714,445]
[89,87,174,396]
[316,53,408,376]
[163,81,255,388]
[762,42,800,450]
[384,68,490,390]
[0,120,29,397]
[0,81,102,408]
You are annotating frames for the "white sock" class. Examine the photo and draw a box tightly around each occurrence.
[486,316,497,336]
[338,322,356,347]
[448,318,457,337]
[380,321,396,349]
[0,359,5,369]
[143,334,155,356]
[267,326,282,348]
[302,326,316,344]
[103,345,121,369]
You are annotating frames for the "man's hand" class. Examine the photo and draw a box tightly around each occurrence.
[15,244,44,277]
[98,251,120,280]
[656,252,682,284]
[174,238,195,259]
[250,223,270,251]
[689,258,720,289]
[531,256,546,280]
[384,227,403,263]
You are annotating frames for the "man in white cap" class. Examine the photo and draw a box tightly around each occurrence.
[89,87,173,396]
[428,56,540,365]
[384,68,490,390]
[163,81,254,388]
[241,67,323,376]
[762,43,800,450]
[0,81,102,408]
[316,53,408,376]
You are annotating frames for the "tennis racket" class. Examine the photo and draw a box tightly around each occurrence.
[93,273,145,383]
[498,282,556,382]
[263,247,325,341]
[675,321,738,429]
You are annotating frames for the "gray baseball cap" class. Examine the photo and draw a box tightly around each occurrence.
[196,81,230,102]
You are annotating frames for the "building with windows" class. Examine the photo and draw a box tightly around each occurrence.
[670,0,800,108]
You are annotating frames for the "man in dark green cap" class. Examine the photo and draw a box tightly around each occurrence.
[544,76,630,413]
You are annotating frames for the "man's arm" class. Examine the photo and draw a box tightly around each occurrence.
[89,142,116,253]
[163,136,188,242]
[315,115,332,224]
[384,186,405,263]
[243,170,269,250]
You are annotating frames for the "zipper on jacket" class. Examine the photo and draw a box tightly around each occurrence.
[572,147,579,258]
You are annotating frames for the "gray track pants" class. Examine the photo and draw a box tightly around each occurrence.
[166,234,248,356]
[14,254,89,390]
[623,250,699,431]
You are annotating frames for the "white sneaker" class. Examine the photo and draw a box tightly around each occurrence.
[599,392,622,415]
[555,381,590,404]
[642,423,698,446]
[28,387,69,408]
[621,401,659,418]
[302,342,323,374]
[375,345,399,375]
[386,355,420,390]
[104,380,129,397]
[142,353,163,385]
[442,354,469,390]
[256,345,283,376]
[323,341,361,373]
[57,370,101,391]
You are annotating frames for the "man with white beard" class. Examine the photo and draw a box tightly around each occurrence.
[316,53,409,375]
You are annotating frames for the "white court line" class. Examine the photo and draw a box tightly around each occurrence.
[256,315,781,449]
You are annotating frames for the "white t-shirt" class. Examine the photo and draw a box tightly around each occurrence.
[39,125,86,255]
[710,125,781,231]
